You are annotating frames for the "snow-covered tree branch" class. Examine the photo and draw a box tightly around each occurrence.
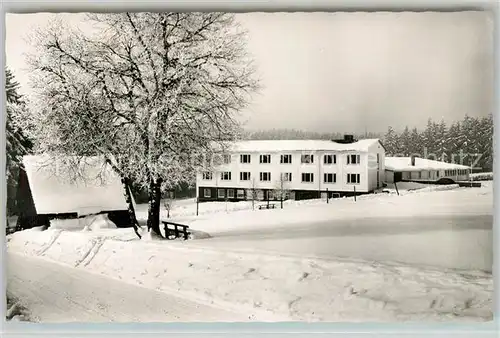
[27,13,260,237]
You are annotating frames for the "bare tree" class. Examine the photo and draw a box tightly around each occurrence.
[26,13,259,238]
[274,173,291,209]
[163,190,174,219]
[249,177,258,210]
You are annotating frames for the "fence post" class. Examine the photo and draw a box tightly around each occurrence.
[196,197,199,216]
[326,188,329,204]
[353,186,356,202]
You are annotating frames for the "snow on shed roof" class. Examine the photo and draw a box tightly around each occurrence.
[22,155,128,215]
[385,157,471,172]
[226,139,381,153]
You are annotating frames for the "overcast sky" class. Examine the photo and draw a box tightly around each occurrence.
[6,11,494,134]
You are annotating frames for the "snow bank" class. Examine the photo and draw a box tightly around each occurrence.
[7,228,493,322]
[51,214,117,231]
[7,228,63,256]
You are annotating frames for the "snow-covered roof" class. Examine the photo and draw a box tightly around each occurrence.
[22,155,128,215]
[227,139,382,153]
[385,157,471,172]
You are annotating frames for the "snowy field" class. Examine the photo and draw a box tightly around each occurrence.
[6,181,493,322]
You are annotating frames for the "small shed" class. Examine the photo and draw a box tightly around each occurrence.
[16,155,135,229]
[384,156,471,184]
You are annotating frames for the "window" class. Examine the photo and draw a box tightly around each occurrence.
[301,154,314,164]
[227,189,235,198]
[347,154,360,165]
[203,188,211,198]
[437,171,440,178]
[218,189,225,198]
[240,171,251,181]
[281,172,292,182]
[347,173,360,184]
[267,190,274,200]
[260,172,271,181]
[324,173,336,183]
[223,154,231,164]
[281,154,292,164]
[220,171,232,181]
[240,154,251,164]
[237,189,245,199]
[324,154,336,164]
[259,154,271,164]
[202,172,213,180]
[257,190,264,200]
[301,173,314,183]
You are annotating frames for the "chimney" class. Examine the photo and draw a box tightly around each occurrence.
[344,134,354,143]
[410,155,416,166]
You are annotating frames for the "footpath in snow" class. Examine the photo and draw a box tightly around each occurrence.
[7,225,493,322]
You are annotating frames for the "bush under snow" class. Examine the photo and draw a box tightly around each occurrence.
[470,172,493,181]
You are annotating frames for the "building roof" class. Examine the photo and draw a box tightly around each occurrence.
[22,155,129,215]
[385,156,471,172]
[227,139,382,153]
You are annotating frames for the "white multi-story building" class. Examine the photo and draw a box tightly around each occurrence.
[196,136,386,202]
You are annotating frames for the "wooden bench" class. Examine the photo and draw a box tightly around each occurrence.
[258,203,276,210]
[162,221,191,240]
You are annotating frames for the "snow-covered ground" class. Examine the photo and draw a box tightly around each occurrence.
[6,181,493,322]
[142,182,492,236]
[7,226,493,321]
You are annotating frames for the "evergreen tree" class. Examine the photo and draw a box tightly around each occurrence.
[399,126,411,156]
[435,119,448,161]
[477,114,493,170]
[446,121,463,164]
[421,118,436,159]
[5,68,32,215]
[383,126,399,156]
[409,127,422,157]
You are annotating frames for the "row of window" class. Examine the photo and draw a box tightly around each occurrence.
[221,154,360,165]
[445,169,469,176]
[203,188,286,199]
[203,188,290,200]
[203,171,361,184]
[204,188,246,199]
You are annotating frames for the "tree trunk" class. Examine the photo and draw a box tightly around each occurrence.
[105,158,142,239]
[147,177,163,237]
[122,177,142,239]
